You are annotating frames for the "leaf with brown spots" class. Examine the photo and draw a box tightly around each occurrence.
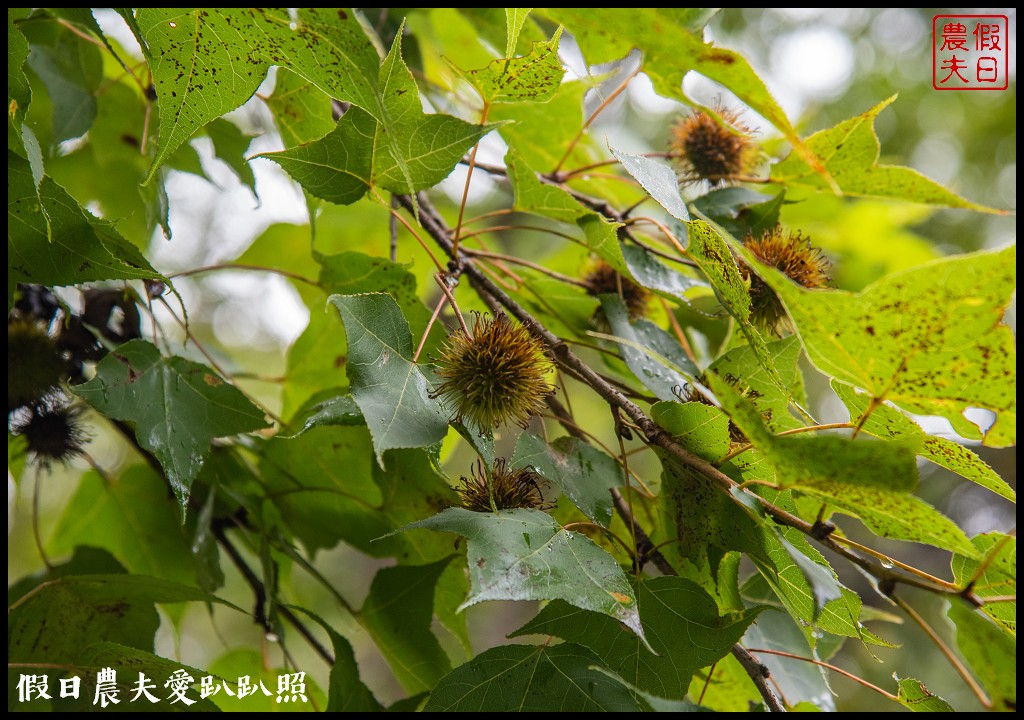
[773,96,1007,214]
[709,374,980,558]
[833,381,1015,502]
[455,28,565,104]
[951,533,1016,637]
[750,245,1016,447]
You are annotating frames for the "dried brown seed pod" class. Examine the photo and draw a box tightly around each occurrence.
[12,400,89,467]
[455,458,550,513]
[668,106,758,186]
[739,227,832,334]
[584,260,651,323]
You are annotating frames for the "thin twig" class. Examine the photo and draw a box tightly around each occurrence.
[213,524,334,665]
[552,65,642,175]
[462,247,590,288]
[413,294,447,363]
[398,191,975,602]
[168,263,319,287]
[745,648,898,701]
[434,273,470,336]
[389,194,399,262]
[890,593,991,709]
[32,468,52,570]
[452,102,491,259]
[731,645,787,712]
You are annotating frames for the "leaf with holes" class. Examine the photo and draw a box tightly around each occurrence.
[832,381,1015,503]
[456,28,564,104]
[709,374,979,557]
[399,507,646,646]
[260,30,494,203]
[72,340,269,517]
[749,244,1016,447]
[542,8,827,183]
[773,96,1004,213]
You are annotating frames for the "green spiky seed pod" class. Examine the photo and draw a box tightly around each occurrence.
[8,321,67,413]
[12,401,89,467]
[739,227,832,335]
[433,312,554,430]
[669,107,758,186]
[455,458,549,513]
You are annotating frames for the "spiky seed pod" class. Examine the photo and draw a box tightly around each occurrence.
[432,312,554,430]
[739,227,832,335]
[12,401,89,467]
[7,320,68,413]
[668,107,758,186]
[584,261,651,323]
[455,458,549,513]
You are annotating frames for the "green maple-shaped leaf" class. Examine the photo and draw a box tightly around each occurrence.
[773,96,1006,213]
[8,152,164,308]
[709,374,979,557]
[260,28,494,204]
[425,643,645,712]
[832,381,1015,502]
[134,8,378,182]
[455,27,565,104]
[399,507,647,647]
[747,244,1016,447]
[72,340,269,516]
[511,577,764,699]
[329,293,449,465]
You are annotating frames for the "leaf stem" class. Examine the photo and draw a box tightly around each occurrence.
[433,273,470,336]
[552,65,642,175]
[462,247,590,288]
[413,293,447,363]
[168,263,320,287]
[451,102,491,259]
[745,648,899,701]
[718,423,853,465]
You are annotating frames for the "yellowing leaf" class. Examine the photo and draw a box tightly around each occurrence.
[750,245,1017,447]
[773,96,1006,213]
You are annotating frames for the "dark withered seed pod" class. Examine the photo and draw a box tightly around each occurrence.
[7,320,68,413]
[739,227,832,335]
[455,458,550,513]
[432,312,554,430]
[12,401,89,467]
[669,106,758,186]
[584,261,651,322]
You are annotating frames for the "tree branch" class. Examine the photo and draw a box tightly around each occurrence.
[398,191,975,602]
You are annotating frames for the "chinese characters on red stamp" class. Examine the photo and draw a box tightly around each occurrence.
[933,15,1009,90]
